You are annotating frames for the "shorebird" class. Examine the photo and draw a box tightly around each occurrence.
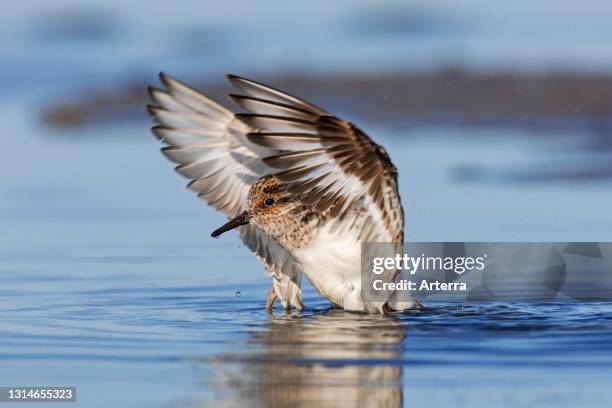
[147,73,415,313]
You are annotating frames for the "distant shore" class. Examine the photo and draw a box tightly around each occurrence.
[42,68,612,131]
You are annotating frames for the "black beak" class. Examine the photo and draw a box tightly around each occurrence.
[211,211,250,238]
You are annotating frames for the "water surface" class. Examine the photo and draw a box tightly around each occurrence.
[2,2,612,407]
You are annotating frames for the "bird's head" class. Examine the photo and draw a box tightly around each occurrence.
[210,176,301,240]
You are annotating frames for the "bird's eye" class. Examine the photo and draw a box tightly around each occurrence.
[264,198,275,206]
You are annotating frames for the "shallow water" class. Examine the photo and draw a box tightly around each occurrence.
[3,1,612,407]
[2,98,612,406]
[2,274,612,407]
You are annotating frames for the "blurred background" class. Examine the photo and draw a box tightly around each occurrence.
[1,1,612,407]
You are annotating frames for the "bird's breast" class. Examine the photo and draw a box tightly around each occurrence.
[292,224,366,310]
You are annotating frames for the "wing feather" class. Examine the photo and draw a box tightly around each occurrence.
[229,94,319,120]
[148,73,303,294]
[225,76,405,242]
[149,72,405,311]
[227,75,327,115]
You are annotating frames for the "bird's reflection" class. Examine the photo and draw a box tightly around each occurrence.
[211,310,405,407]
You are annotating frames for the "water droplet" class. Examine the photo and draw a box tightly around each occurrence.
[235,291,241,297]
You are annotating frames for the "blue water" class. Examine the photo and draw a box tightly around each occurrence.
[1,278,612,406]
[2,1,612,407]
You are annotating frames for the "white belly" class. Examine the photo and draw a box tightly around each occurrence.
[292,225,376,312]
[292,224,416,313]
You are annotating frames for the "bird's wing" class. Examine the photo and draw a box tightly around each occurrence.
[147,73,302,286]
[227,75,404,242]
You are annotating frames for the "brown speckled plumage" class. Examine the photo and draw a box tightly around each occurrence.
[246,176,322,250]
[148,73,412,313]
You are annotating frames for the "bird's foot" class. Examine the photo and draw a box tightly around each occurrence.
[266,279,304,312]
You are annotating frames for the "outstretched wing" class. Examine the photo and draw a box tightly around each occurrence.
[147,73,302,287]
[227,75,404,242]
[148,72,404,287]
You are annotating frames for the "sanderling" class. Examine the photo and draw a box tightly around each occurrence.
[147,73,416,313]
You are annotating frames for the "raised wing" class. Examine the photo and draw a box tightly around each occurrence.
[148,72,405,288]
[147,73,302,290]
[227,75,404,242]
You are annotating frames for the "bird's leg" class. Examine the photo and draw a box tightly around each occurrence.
[266,286,278,311]
[288,280,304,311]
[266,274,304,312]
